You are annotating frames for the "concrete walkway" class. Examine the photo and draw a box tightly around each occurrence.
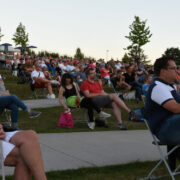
[23,98,60,109]
[4,130,165,175]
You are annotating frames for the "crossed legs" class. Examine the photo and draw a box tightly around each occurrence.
[4,130,47,180]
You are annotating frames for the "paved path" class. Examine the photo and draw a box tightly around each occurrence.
[4,130,165,175]
[23,98,60,109]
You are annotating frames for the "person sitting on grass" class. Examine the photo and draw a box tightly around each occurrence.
[80,68,136,130]
[31,63,55,99]
[0,74,41,129]
[0,123,47,180]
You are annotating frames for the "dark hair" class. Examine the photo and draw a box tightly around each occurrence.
[154,57,174,76]
[61,73,73,88]
[117,69,122,74]
[85,68,94,76]
[143,74,152,83]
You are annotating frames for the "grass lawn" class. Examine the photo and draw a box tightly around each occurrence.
[0,99,146,133]
[5,161,180,180]
[0,68,146,133]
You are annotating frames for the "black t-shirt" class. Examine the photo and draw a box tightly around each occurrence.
[63,84,77,99]
[111,77,120,88]
[123,72,135,84]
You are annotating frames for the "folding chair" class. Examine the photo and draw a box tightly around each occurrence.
[30,83,47,99]
[144,118,180,180]
[0,108,11,127]
[0,140,5,180]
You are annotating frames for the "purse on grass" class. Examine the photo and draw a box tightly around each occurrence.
[57,110,73,128]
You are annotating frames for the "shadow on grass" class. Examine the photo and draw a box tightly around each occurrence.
[5,161,180,180]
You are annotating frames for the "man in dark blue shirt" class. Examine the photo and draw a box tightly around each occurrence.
[145,57,180,144]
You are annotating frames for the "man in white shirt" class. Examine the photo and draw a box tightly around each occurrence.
[31,64,55,99]
[66,61,75,74]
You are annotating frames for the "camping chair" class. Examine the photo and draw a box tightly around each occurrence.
[144,118,180,180]
[30,83,47,99]
[0,140,5,180]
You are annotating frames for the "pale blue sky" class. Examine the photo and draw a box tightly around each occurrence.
[0,0,180,63]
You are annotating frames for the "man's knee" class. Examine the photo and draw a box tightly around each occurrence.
[10,94,18,100]
[10,130,38,145]
[109,93,116,100]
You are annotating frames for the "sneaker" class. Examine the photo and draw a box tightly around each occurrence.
[117,123,127,130]
[48,94,55,99]
[47,94,50,99]
[87,122,95,130]
[29,110,41,118]
[98,111,111,118]
[129,111,137,120]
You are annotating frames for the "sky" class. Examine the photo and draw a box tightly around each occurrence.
[0,0,180,64]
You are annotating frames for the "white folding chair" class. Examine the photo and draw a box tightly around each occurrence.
[0,140,5,180]
[144,118,180,180]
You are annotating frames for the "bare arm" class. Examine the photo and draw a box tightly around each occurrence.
[33,76,50,83]
[73,83,80,98]
[82,89,106,98]
[163,99,180,114]
[58,87,68,110]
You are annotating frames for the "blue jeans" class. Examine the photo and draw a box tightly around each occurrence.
[157,114,180,145]
[0,95,27,123]
[129,82,142,99]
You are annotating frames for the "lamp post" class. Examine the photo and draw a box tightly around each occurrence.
[106,50,109,62]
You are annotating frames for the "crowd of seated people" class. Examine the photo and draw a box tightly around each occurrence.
[3,54,157,103]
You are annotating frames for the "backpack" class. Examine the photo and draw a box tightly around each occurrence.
[129,108,144,122]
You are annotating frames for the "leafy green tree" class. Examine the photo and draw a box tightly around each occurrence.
[125,16,152,63]
[121,53,131,63]
[0,27,4,42]
[12,23,29,53]
[162,47,180,65]
[74,48,84,60]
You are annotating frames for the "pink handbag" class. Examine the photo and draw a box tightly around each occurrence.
[57,111,73,128]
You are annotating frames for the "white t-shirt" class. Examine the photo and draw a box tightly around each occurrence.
[115,62,122,70]
[58,63,67,74]
[66,65,75,72]
[31,70,45,84]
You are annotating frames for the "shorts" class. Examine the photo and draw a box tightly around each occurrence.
[1,131,19,164]
[34,82,46,88]
[91,95,112,108]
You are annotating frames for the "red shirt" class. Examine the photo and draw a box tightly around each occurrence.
[100,68,110,78]
[81,80,103,94]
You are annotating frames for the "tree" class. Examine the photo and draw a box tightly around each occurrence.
[12,23,29,53]
[0,27,4,42]
[74,48,84,60]
[162,47,180,65]
[125,16,152,63]
[121,53,131,63]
